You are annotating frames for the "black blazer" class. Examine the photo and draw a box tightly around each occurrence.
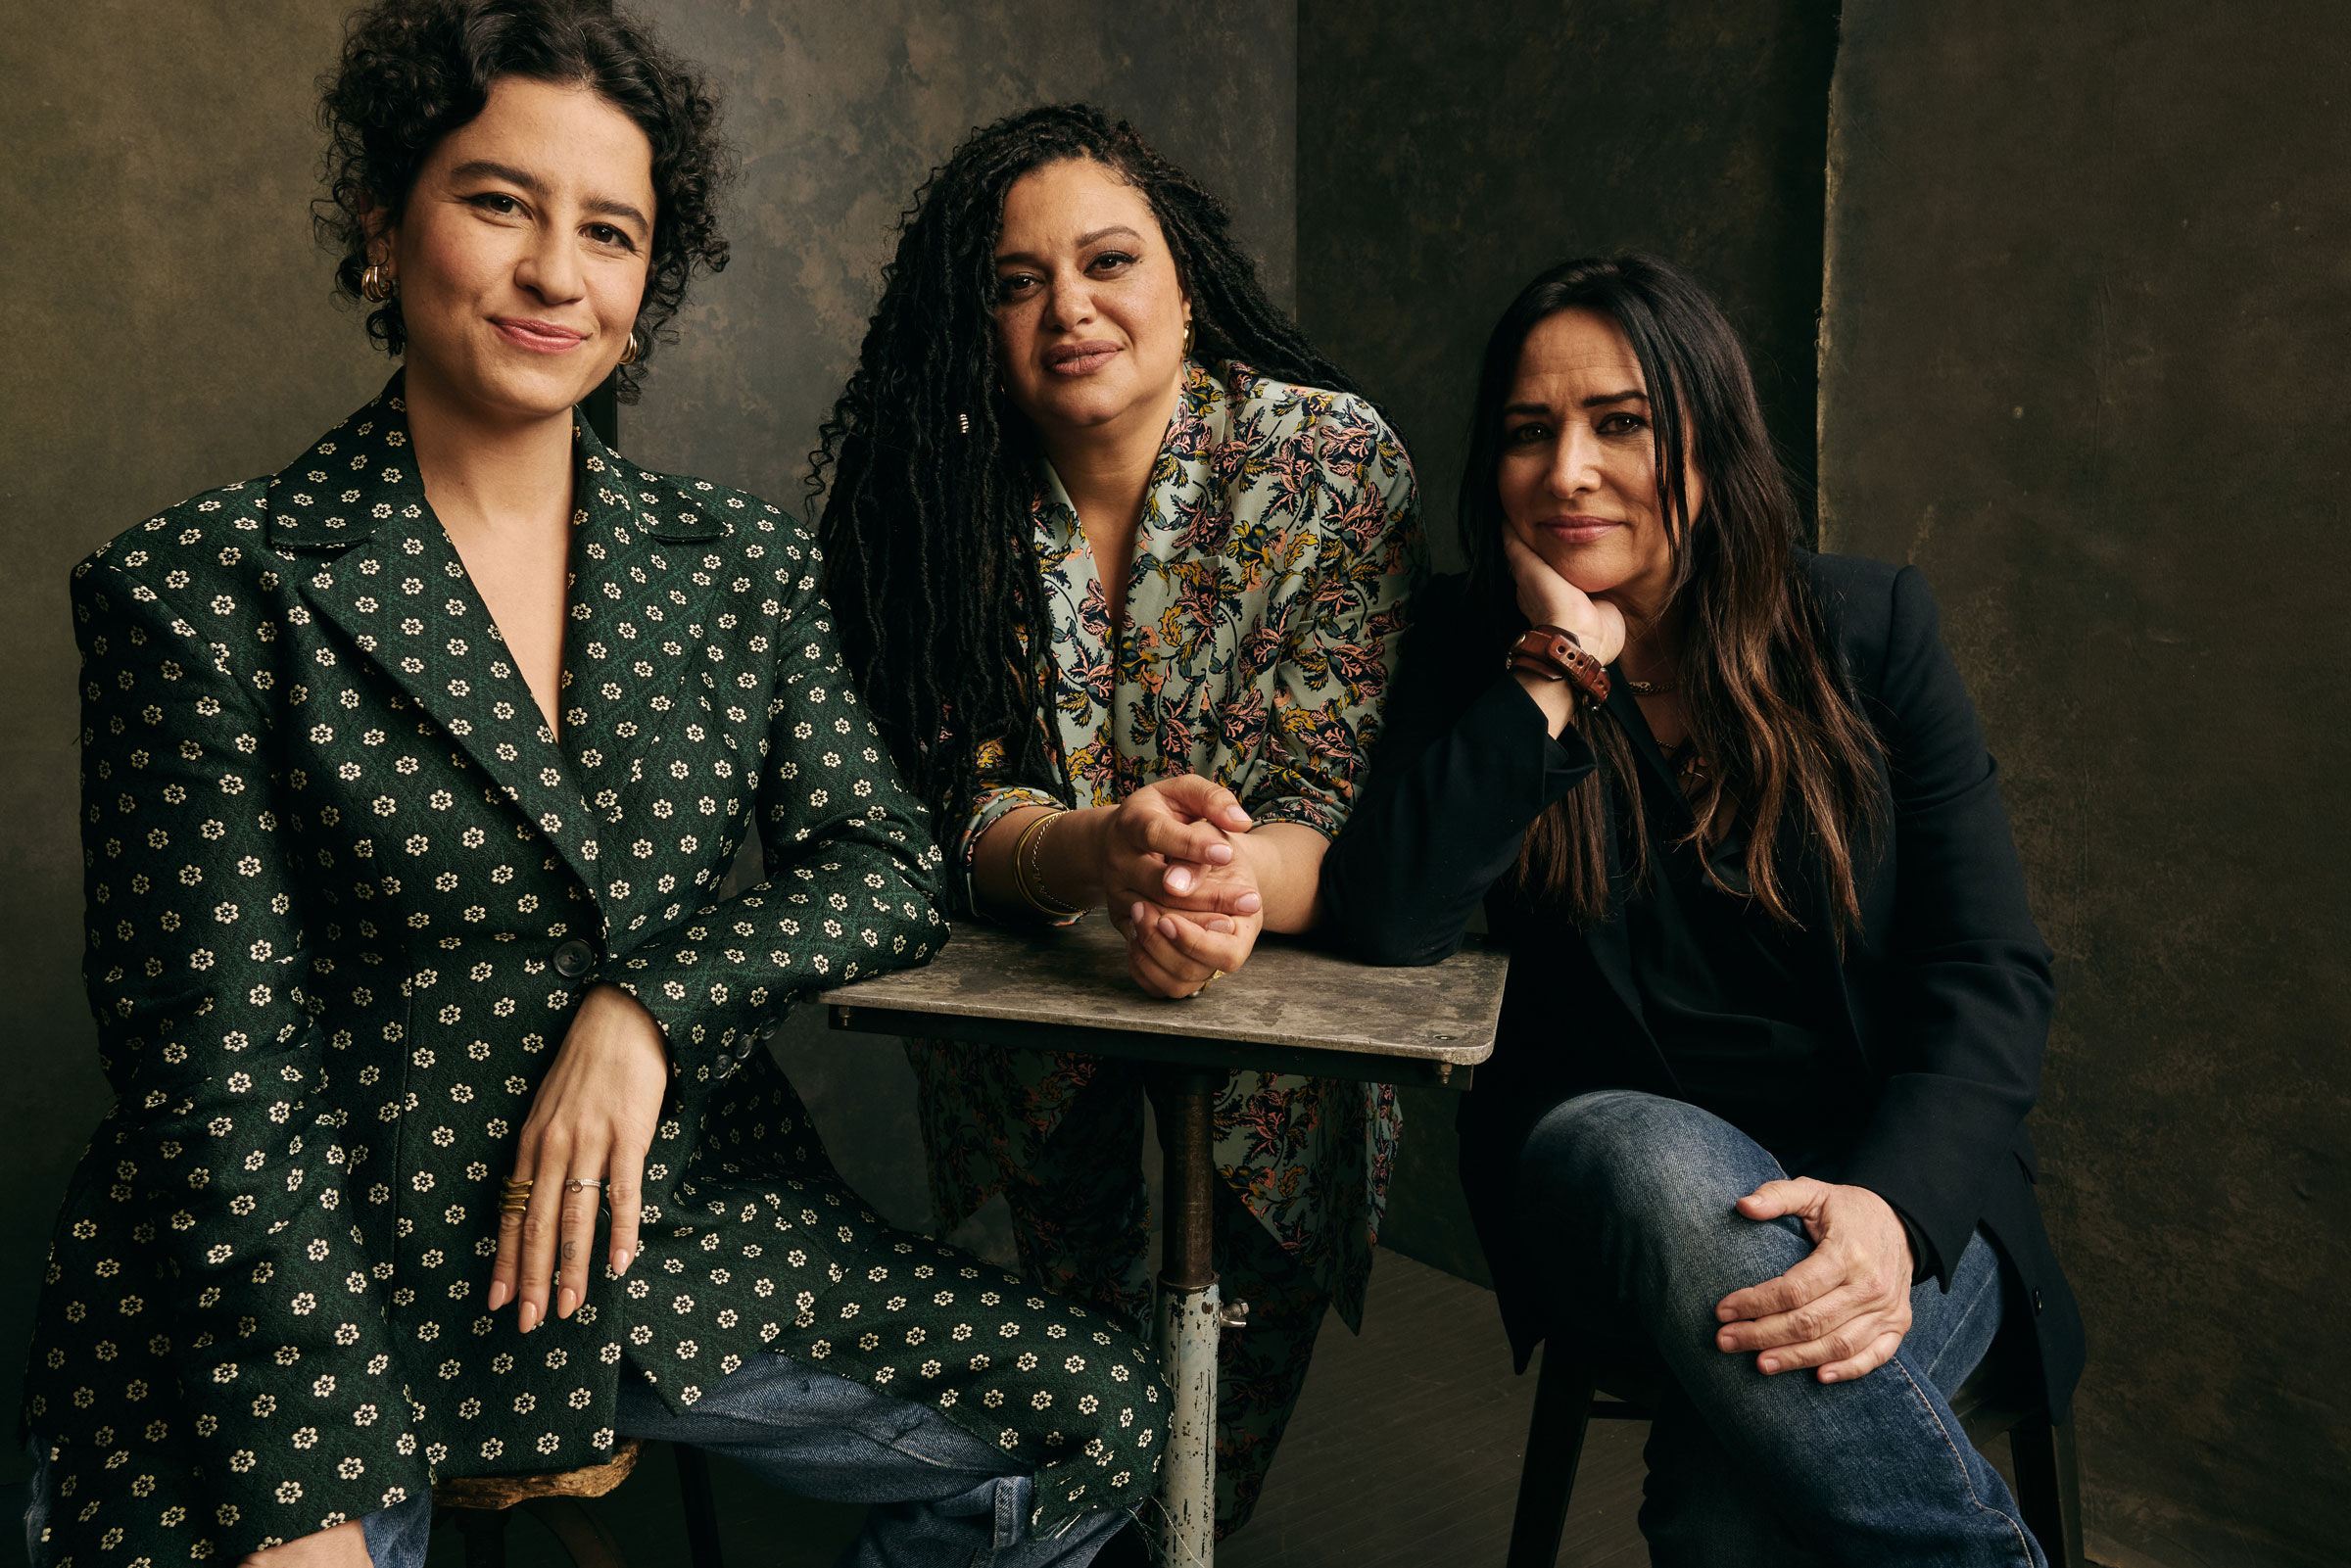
[1322,555,2085,1421]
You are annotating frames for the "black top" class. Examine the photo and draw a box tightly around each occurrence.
[1323,558,2085,1421]
[1619,742,1863,1159]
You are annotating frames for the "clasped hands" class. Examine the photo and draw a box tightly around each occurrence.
[1100,775,1268,998]
[1711,1176,1918,1383]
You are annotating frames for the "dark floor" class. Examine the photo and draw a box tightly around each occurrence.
[401,1249,1648,1568]
[13,1251,2043,1565]
[1218,1250,1649,1568]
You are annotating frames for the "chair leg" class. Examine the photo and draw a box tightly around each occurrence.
[519,1496,631,1568]
[675,1443,726,1568]
[1507,1346,1598,1568]
[2008,1418,2085,1568]
[450,1505,510,1568]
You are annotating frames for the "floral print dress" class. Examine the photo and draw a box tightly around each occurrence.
[904,359,1421,1526]
[23,377,1167,1567]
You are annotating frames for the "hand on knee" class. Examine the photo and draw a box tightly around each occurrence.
[1710,1178,1914,1384]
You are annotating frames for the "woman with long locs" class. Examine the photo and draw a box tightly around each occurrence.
[20,8,1167,1566]
[1322,255,2085,1564]
[812,106,1423,1541]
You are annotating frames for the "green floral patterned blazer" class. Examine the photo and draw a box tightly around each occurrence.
[24,376,1167,1566]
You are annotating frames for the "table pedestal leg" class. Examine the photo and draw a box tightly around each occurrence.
[1154,1273,1221,1566]
[1151,1069,1222,1568]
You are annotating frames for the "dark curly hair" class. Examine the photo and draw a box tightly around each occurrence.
[811,102,1366,827]
[314,0,730,402]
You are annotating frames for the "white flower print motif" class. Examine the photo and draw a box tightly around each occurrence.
[27,376,1166,1564]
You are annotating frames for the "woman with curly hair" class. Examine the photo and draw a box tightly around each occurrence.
[813,105,1422,1537]
[21,8,1165,1566]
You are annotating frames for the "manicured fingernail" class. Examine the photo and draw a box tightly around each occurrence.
[1236,893,1261,913]
[1204,842,1233,863]
[1166,866,1193,893]
[488,1281,509,1310]
[1158,918,1178,939]
[1208,919,1233,934]
[558,1287,577,1318]
[1131,902,1149,927]
[613,1250,632,1276]
[520,1303,539,1333]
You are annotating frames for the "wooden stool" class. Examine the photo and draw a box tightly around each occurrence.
[1504,1338,2085,1566]
[432,1441,724,1568]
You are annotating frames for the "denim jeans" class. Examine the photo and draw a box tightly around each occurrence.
[1516,1089,2041,1568]
[28,1353,1131,1568]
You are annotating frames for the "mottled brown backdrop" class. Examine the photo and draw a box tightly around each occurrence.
[0,0,1295,1492]
[1820,4,2351,1563]
[5,5,2343,1566]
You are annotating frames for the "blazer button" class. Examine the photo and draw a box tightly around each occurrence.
[714,1051,735,1075]
[757,1020,780,1044]
[2032,1288,2045,1313]
[552,939,596,979]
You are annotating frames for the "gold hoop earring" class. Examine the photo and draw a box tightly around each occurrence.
[1181,319,1195,358]
[618,331,640,366]
[360,262,395,303]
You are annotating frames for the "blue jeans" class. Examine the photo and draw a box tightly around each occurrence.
[1516,1090,2041,1568]
[28,1354,1130,1568]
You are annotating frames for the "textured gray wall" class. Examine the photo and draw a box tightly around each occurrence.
[0,0,1295,1489]
[1295,0,1839,1283]
[1821,5,2350,1565]
[626,1,1297,497]
[0,0,386,1495]
[1295,0,1838,577]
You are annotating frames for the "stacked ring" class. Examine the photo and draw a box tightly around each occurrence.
[499,1175,533,1214]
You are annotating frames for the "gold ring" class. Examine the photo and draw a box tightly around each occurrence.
[1203,969,1226,986]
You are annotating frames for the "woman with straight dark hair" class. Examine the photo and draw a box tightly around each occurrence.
[813,104,1420,1536]
[1322,255,2084,1564]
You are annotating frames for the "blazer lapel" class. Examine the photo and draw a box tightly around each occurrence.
[556,423,726,846]
[264,377,607,927]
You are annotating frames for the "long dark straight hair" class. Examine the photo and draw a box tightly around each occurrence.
[811,103,1365,827]
[1461,255,1883,930]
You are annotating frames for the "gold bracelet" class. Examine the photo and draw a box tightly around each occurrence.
[1012,807,1085,919]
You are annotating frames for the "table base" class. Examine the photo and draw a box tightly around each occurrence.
[1154,1276,1222,1566]
[1149,1068,1223,1566]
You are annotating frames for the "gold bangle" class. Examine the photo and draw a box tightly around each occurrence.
[1012,808,1084,919]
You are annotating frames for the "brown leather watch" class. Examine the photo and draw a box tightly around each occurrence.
[1506,624,1612,704]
